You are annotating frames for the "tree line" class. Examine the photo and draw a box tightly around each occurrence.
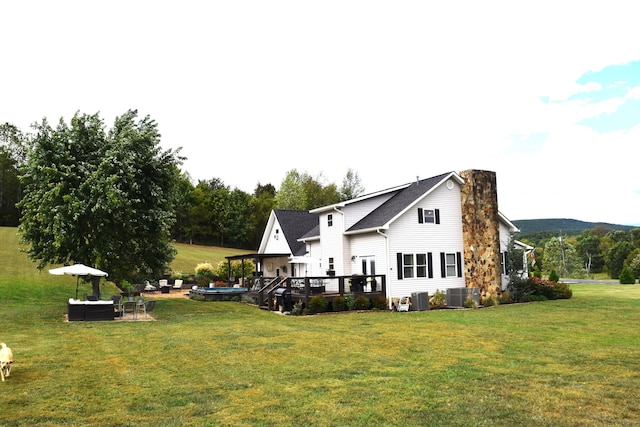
[0,111,364,288]
[522,226,640,281]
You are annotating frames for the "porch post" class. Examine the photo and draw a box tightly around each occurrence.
[304,277,310,308]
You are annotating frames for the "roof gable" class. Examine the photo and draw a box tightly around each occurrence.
[273,210,319,256]
[347,172,458,232]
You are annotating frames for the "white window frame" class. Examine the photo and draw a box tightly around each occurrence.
[446,253,457,277]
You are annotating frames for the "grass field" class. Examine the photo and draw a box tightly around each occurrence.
[1,226,640,426]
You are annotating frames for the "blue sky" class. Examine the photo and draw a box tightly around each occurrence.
[1,1,639,225]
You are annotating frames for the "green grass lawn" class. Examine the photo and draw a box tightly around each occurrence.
[2,226,640,426]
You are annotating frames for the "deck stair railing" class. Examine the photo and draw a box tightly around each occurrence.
[258,276,286,308]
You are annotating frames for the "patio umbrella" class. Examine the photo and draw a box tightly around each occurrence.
[48,264,109,299]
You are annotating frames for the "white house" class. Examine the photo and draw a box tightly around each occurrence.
[255,170,530,306]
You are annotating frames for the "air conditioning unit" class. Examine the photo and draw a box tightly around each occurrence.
[411,292,430,311]
[446,287,479,307]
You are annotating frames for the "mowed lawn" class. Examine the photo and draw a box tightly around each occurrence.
[1,227,640,426]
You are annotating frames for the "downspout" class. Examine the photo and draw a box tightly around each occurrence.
[377,229,389,307]
[334,206,345,274]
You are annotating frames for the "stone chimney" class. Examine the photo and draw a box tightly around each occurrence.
[459,170,502,296]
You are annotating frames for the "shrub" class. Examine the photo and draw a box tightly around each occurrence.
[290,301,304,316]
[430,289,446,308]
[371,296,388,310]
[308,296,328,314]
[552,282,573,299]
[344,295,356,311]
[195,263,216,285]
[619,266,636,284]
[355,295,370,310]
[548,269,560,283]
[332,296,347,312]
[463,296,478,309]
[508,276,573,302]
[498,291,512,304]
[481,294,499,307]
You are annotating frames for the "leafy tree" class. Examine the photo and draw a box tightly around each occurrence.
[607,241,635,279]
[275,169,340,210]
[0,124,26,226]
[630,228,640,248]
[628,252,640,279]
[250,183,276,248]
[226,188,254,248]
[576,232,604,276]
[171,172,196,243]
[18,110,183,294]
[339,168,365,201]
[542,237,584,278]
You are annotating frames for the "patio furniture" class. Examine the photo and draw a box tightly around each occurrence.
[159,279,171,293]
[110,295,123,315]
[140,300,156,318]
[144,281,156,292]
[67,299,115,321]
[122,300,138,320]
[172,279,183,290]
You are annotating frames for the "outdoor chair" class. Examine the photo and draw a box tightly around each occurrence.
[122,300,138,320]
[172,279,183,290]
[140,300,156,318]
[110,295,123,315]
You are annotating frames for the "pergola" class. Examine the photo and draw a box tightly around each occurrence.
[224,253,290,286]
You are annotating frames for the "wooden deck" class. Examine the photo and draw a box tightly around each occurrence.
[245,274,387,310]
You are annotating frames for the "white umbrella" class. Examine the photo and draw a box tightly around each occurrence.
[49,264,108,299]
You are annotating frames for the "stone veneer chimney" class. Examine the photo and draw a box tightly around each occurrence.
[459,170,502,296]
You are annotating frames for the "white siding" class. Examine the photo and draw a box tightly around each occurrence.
[385,181,466,300]
[262,218,292,254]
[342,193,396,229]
[319,211,347,275]
[347,232,387,276]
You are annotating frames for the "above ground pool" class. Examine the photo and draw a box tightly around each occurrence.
[189,287,248,301]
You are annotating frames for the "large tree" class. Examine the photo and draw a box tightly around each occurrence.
[339,168,365,201]
[275,169,340,210]
[0,123,26,226]
[18,110,183,294]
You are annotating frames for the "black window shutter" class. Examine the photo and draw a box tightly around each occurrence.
[427,252,433,278]
[397,253,403,280]
[504,252,509,274]
[435,209,440,224]
[418,208,423,224]
[457,252,462,277]
[440,252,446,278]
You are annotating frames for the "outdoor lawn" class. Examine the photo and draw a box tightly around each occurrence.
[1,226,640,426]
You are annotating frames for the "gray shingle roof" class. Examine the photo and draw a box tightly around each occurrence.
[273,210,319,256]
[347,172,452,232]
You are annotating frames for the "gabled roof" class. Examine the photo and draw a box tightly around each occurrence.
[273,210,319,256]
[346,172,459,233]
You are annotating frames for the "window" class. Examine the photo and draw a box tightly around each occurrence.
[416,253,427,277]
[397,253,433,279]
[418,208,440,224]
[423,210,435,223]
[440,252,462,278]
[403,254,414,278]
[446,253,457,277]
[328,257,334,271]
[328,214,333,227]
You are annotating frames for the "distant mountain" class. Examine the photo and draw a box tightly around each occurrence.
[512,218,636,235]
